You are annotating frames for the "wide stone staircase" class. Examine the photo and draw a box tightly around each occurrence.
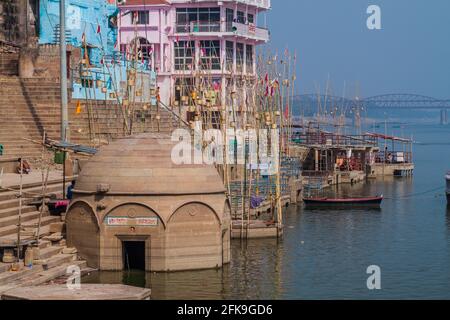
[0,178,88,293]
[0,240,86,293]
[0,178,65,239]
[0,74,182,159]
[0,52,19,76]
[0,76,61,159]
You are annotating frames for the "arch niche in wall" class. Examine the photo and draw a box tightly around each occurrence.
[66,201,100,269]
[166,202,222,271]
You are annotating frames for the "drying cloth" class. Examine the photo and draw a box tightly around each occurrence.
[55,200,70,209]
[250,196,265,209]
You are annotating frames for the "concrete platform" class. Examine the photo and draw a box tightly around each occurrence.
[0,171,69,189]
[1,284,151,300]
[369,163,415,177]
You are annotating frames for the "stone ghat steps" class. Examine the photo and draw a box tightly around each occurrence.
[0,180,67,237]
[0,260,87,294]
[0,143,44,158]
[0,74,181,157]
[0,204,37,220]
[0,222,56,248]
[0,211,60,237]
[0,251,85,287]
[0,188,64,219]
[0,77,58,84]
[0,53,19,76]
[0,76,61,157]
[0,184,63,203]
[0,94,61,100]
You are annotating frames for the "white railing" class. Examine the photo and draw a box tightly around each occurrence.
[231,22,269,42]
[176,21,221,33]
[170,0,271,10]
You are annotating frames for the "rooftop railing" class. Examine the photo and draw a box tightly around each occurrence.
[171,0,271,10]
[292,132,378,147]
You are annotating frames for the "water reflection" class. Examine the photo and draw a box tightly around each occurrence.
[446,206,450,230]
[83,268,229,300]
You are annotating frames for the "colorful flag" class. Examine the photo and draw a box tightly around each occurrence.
[284,104,290,118]
[97,24,101,34]
[75,101,82,114]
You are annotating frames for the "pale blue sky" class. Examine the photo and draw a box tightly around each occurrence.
[267,0,450,98]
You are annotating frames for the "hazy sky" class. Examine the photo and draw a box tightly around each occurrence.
[267,0,450,99]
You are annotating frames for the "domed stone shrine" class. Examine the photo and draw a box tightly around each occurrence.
[66,133,231,272]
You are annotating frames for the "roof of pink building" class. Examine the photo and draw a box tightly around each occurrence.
[120,0,170,5]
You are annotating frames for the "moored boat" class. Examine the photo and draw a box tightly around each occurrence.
[303,195,383,208]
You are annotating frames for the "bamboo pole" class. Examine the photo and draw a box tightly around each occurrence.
[16,158,23,263]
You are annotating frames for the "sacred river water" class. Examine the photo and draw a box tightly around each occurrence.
[83,110,450,299]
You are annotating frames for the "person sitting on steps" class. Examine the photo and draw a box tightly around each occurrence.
[16,158,31,174]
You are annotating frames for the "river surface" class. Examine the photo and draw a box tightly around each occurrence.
[83,112,450,299]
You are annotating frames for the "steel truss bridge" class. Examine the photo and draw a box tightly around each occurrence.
[294,93,450,124]
[294,94,450,110]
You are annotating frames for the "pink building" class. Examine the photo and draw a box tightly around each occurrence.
[118,0,271,110]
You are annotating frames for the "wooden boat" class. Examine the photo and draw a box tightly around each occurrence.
[304,195,383,208]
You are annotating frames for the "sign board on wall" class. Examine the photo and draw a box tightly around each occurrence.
[67,5,81,30]
[106,217,159,227]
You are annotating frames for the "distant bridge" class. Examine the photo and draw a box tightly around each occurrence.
[293,93,450,124]
[294,93,450,109]
[363,94,450,109]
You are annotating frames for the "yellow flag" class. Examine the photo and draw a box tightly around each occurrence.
[76,101,82,114]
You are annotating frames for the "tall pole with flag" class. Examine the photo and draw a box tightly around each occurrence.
[60,0,69,142]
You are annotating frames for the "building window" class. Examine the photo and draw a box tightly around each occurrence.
[175,78,194,102]
[226,8,234,32]
[246,44,254,72]
[176,7,220,33]
[248,14,254,24]
[236,43,244,72]
[226,41,234,72]
[237,11,245,24]
[200,40,221,70]
[132,11,149,25]
[174,41,195,71]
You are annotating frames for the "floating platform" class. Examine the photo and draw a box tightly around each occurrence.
[1,284,151,300]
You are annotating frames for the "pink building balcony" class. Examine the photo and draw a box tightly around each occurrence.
[174,21,269,43]
[230,22,269,42]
